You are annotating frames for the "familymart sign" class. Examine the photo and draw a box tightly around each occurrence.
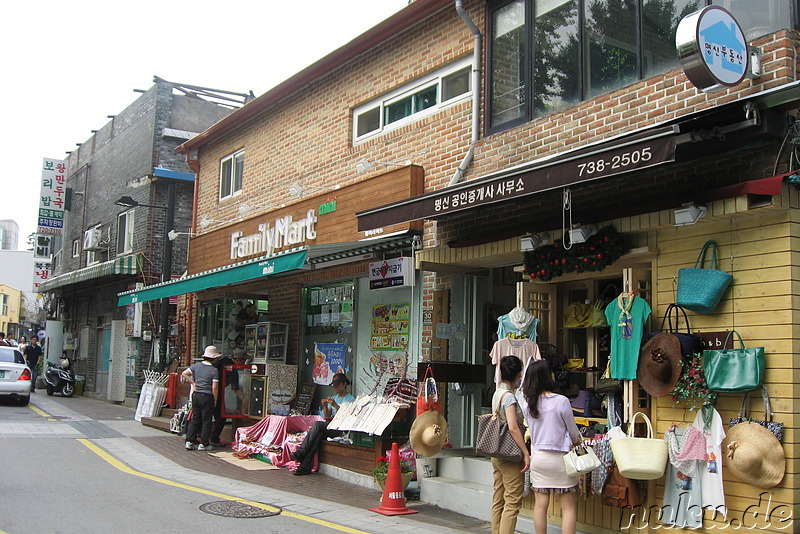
[231,208,318,260]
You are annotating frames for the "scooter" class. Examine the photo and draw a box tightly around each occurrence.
[44,356,77,397]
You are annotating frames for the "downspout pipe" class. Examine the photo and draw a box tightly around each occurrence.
[183,150,200,366]
[451,0,481,186]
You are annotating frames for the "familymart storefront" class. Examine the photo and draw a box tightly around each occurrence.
[356,97,798,531]
[119,167,429,470]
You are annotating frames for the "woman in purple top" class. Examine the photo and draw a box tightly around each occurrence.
[520,360,582,534]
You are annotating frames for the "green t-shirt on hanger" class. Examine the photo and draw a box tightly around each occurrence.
[604,294,651,380]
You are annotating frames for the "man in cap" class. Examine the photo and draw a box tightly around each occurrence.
[291,372,355,475]
[182,346,221,451]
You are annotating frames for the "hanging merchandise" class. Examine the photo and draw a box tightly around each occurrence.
[416,365,440,416]
[693,407,726,515]
[601,464,645,508]
[676,240,733,314]
[649,304,703,360]
[563,443,601,477]
[497,307,538,340]
[609,412,668,480]
[702,330,765,393]
[604,293,651,380]
[475,392,525,462]
[723,421,785,489]
[661,425,704,529]
[409,410,449,458]
[728,385,783,441]
[637,332,682,398]
[523,226,630,282]
[489,337,541,386]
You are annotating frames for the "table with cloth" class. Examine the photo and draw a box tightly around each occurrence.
[233,414,322,469]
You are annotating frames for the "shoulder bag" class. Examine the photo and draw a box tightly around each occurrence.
[563,443,601,477]
[729,385,783,441]
[595,361,622,394]
[650,304,703,360]
[416,365,440,416]
[703,330,765,393]
[475,392,524,462]
[601,463,645,508]
[676,240,733,314]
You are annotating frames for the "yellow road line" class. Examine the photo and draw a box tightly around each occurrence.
[28,403,55,421]
[77,439,372,534]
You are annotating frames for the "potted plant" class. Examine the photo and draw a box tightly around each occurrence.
[373,454,415,491]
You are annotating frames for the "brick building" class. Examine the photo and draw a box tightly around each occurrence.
[39,78,246,402]
[123,1,798,531]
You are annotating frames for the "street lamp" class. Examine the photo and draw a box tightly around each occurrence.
[114,184,177,370]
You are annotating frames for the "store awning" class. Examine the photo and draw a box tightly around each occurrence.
[356,125,679,231]
[116,234,418,306]
[38,253,141,293]
[117,249,308,306]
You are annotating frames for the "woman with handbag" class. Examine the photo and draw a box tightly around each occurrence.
[489,356,530,534]
[521,359,582,534]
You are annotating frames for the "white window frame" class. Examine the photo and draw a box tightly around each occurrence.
[219,150,245,200]
[353,58,473,144]
[117,209,135,255]
[72,238,80,258]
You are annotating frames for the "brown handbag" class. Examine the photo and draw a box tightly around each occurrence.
[601,464,644,508]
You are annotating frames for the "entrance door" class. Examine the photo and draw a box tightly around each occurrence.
[96,327,111,394]
[108,320,127,402]
[517,282,558,343]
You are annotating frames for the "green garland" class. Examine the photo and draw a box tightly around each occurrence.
[523,226,629,282]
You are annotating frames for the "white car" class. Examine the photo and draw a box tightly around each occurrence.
[0,346,33,406]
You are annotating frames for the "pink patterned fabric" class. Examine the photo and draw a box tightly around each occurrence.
[233,414,322,468]
[676,425,707,461]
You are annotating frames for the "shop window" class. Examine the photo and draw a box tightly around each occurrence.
[301,281,355,389]
[352,58,472,143]
[197,296,268,359]
[219,150,244,200]
[487,0,794,132]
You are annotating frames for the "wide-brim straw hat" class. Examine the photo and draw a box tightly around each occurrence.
[637,333,682,398]
[410,410,448,457]
[724,422,785,489]
[202,345,222,359]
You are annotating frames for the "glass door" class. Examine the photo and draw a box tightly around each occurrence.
[95,327,111,394]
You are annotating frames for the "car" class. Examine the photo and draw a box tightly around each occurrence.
[0,346,33,406]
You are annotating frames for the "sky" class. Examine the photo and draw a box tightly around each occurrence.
[0,0,411,251]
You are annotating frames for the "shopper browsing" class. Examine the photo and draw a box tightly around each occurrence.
[520,359,582,534]
[182,346,221,451]
[490,356,530,534]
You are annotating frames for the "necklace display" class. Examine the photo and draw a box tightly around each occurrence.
[616,293,635,339]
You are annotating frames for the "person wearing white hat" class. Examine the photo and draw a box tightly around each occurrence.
[182,346,221,451]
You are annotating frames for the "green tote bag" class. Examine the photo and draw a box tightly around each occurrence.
[702,330,765,393]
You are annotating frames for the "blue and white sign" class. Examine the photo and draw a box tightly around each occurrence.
[676,6,750,93]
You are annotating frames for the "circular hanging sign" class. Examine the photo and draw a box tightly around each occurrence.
[676,6,750,93]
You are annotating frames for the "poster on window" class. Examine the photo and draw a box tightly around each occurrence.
[312,342,346,385]
[371,303,410,351]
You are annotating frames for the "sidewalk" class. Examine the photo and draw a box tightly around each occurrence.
[29,394,491,534]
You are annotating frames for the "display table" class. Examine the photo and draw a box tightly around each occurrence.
[233,414,322,469]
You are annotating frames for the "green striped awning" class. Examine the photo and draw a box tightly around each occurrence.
[117,248,308,306]
[38,254,141,293]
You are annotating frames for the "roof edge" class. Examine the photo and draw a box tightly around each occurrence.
[176,0,452,154]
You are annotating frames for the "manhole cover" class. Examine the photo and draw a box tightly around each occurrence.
[199,500,281,518]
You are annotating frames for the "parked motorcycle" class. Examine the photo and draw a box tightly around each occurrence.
[44,356,76,397]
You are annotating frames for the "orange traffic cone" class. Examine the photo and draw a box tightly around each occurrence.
[369,442,419,516]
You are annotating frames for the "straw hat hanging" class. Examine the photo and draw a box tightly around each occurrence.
[723,422,785,489]
[409,411,448,457]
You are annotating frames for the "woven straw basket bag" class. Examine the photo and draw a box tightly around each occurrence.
[609,412,668,480]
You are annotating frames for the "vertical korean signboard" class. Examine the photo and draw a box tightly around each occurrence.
[39,158,66,235]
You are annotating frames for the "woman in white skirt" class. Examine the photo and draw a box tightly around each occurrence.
[520,359,582,534]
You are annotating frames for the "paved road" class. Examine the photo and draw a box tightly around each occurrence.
[0,394,491,534]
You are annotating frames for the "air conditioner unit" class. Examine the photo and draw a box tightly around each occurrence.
[83,228,103,251]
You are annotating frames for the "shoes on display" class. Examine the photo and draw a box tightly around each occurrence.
[185,441,197,450]
[198,444,213,451]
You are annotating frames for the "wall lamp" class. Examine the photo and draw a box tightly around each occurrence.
[238,201,282,216]
[520,232,551,252]
[167,230,197,241]
[198,215,233,229]
[288,183,340,199]
[674,203,707,226]
[567,224,598,245]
